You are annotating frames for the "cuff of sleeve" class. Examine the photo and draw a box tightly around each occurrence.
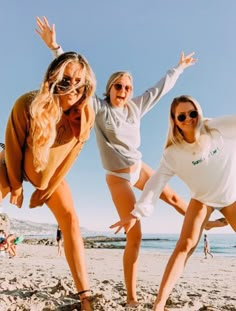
[51,46,63,58]
[130,210,142,220]
[175,63,184,74]
[131,202,154,219]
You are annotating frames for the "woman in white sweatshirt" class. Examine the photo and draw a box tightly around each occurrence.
[111,95,236,310]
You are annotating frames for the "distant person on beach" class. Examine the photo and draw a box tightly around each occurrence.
[0,52,96,310]
[35,16,199,308]
[111,95,236,310]
[203,234,213,259]
[0,229,6,243]
[0,232,23,258]
[4,233,17,258]
[0,229,7,256]
[56,226,63,256]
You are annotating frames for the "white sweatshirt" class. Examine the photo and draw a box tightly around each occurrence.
[132,115,236,219]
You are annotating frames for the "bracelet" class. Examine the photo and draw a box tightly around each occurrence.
[78,289,91,296]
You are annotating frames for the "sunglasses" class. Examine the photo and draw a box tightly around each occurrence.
[113,83,132,92]
[56,77,86,94]
[176,110,198,122]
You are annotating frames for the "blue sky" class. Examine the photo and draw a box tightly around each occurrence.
[0,1,235,233]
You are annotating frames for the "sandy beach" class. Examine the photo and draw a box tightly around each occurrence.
[0,244,235,311]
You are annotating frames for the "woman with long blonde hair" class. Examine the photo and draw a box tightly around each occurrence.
[0,52,96,310]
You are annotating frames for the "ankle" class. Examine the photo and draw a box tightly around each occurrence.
[78,289,91,300]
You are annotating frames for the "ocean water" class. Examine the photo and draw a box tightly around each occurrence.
[140,233,236,256]
[28,232,236,257]
[86,233,236,257]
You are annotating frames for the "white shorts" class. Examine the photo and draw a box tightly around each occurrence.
[106,161,142,186]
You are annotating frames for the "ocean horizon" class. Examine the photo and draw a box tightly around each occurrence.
[83,232,236,257]
[24,231,236,257]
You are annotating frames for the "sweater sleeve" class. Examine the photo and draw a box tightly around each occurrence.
[207,115,236,138]
[132,64,184,117]
[51,46,64,58]
[5,93,31,190]
[131,153,175,219]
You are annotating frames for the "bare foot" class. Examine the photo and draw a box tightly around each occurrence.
[125,300,139,308]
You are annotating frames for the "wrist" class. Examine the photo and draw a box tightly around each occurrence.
[11,186,23,195]
[50,44,60,50]
[130,212,141,221]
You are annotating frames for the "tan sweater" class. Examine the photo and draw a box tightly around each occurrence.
[5,91,95,208]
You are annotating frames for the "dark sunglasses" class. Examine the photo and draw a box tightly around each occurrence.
[176,110,198,122]
[56,77,86,94]
[113,83,132,92]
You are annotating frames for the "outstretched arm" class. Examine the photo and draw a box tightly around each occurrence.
[35,16,59,50]
[134,51,197,117]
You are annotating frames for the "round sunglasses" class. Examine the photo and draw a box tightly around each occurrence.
[113,83,132,92]
[56,77,86,94]
[176,110,198,122]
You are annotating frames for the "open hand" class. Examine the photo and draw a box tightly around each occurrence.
[110,214,138,234]
[10,187,23,208]
[35,16,59,50]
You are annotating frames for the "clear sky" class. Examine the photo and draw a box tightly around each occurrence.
[0,0,235,233]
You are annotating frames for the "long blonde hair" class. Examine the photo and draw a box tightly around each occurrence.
[30,52,96,172]
[165,95,213,149]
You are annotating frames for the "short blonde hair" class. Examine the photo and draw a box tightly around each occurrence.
[103,71,133,103]
[30,52,96,172]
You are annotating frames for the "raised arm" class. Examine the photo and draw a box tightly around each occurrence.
[133,52,197,117]
[35,16,59,50]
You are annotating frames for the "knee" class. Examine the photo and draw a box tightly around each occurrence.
[126,229,142,248]
[175,238,197,255]
[59,209,79,232]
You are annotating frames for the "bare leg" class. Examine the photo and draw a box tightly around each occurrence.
[46,180,91,311]
[106,174,141,305]
[205,217,228,230]
[57,239,63,256]
[208,250,213,258]
[220,202,236,231]
[106,161,189,305]
[153,199,213,311]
